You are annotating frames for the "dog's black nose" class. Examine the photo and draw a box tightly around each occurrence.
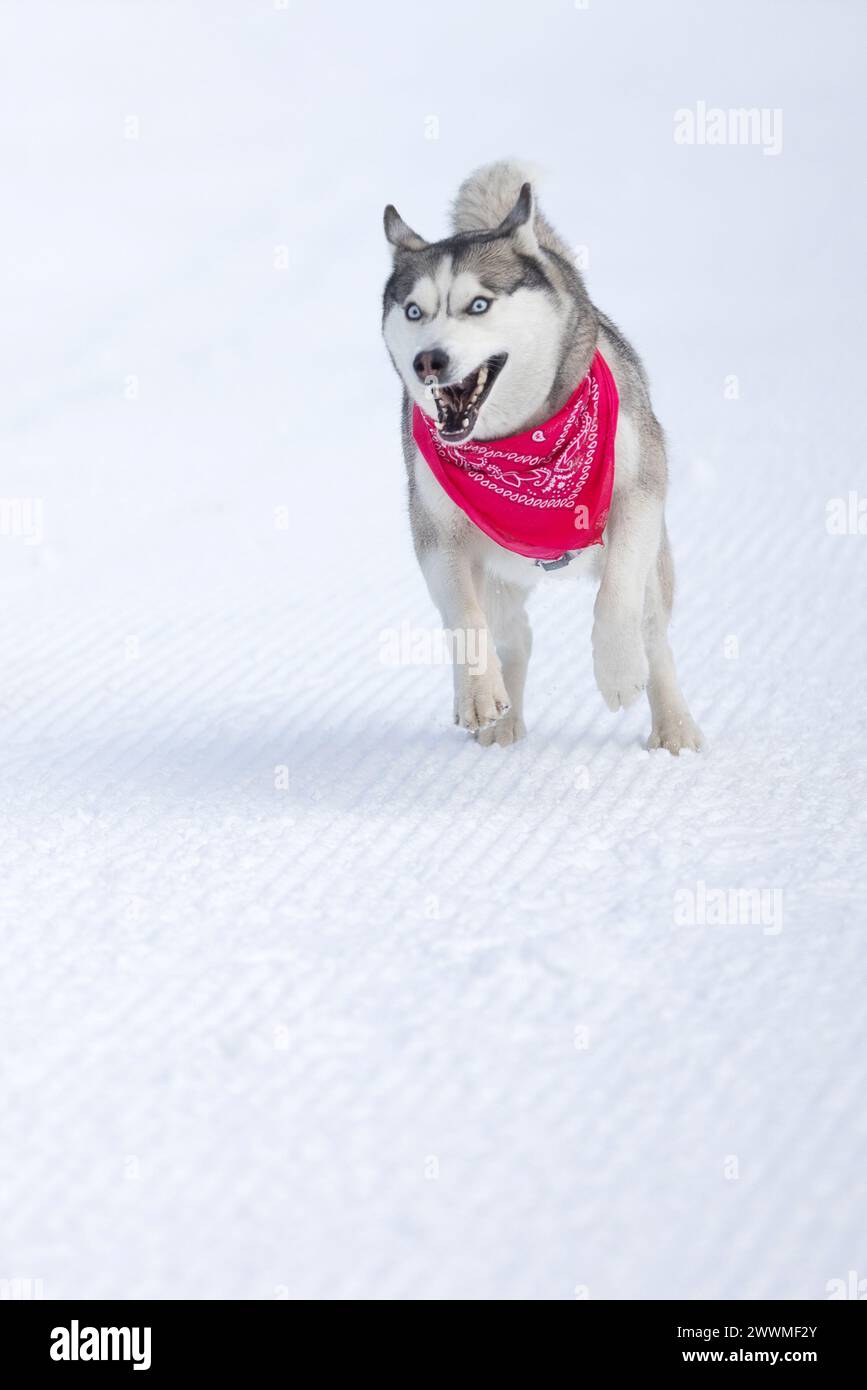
[413,348,449,383]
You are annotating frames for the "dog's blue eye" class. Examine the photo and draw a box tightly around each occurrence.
[405,302,422,320]
[469,297,490,314]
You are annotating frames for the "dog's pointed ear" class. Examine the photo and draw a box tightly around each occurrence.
[383,205,428,253]
[496,182,539,256]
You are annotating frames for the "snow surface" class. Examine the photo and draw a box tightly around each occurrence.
[1,0,865,1300]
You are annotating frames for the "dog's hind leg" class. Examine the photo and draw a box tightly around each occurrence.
[475,578,533,747]
[643,526,702,754]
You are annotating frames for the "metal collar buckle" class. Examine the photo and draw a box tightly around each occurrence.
[535,552,575,572]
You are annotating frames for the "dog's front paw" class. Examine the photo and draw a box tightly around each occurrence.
[475,709,527,748]
[454,661,510,733]
[647,711,703,756]
[592,620,648,712]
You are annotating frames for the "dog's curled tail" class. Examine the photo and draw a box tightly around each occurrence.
[451,159,575,264]
[451,160,540,232]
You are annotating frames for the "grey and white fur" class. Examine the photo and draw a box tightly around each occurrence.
[381,160,702,754]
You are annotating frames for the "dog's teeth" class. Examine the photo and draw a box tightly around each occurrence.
[477,366,488,385]
[462,417,469,427]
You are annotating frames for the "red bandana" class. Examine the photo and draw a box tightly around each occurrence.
[413,350,618,563]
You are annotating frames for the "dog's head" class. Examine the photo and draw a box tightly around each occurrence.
[381,184,567,442]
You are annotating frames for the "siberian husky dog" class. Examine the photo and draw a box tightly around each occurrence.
[381,160,702,754]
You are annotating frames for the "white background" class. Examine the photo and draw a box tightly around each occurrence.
[1,0,865,1299]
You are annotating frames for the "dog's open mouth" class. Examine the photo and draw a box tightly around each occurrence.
[427,354,507,443]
